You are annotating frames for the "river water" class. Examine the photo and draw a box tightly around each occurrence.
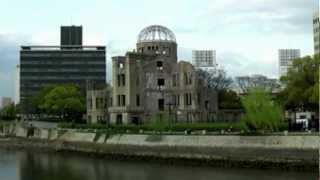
[0,149,317,180]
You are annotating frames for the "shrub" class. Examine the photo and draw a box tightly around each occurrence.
[147,113,169,133]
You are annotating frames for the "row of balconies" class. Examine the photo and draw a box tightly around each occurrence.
[21,76,105,80]
[20,69,105,73]
[20,61,105,65]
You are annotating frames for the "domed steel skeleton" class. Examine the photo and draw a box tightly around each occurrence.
[137,25,176,43]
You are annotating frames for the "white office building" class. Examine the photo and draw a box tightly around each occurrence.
[14,65,20,105]
[278,49,301,78]
[314,11,320,55]
[192,50,216,68]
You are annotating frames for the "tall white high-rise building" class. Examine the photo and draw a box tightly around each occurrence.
[0,97,13,109]
[14,65,20,105]
[278,49,301,78]
[192,50,216,68]
[313,11,319,55]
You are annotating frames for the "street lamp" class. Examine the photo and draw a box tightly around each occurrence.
[165,101,176,128]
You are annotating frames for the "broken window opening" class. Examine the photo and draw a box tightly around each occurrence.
[205,100,209,110]
[121,95,126,106]
[157,78,165,90]
[136,94,140,106]
[116,114,123,125]
[121,74,125,86]
[158,99,164,111]
[119,63,124,69]
[157,61,163,70]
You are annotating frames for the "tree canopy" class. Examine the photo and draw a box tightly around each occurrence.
[32,84,85,122]
[197,68,233,92]
[218,90,243,109]
[197,68,242,110]
[280,55,319,112]
[0,103,16,120]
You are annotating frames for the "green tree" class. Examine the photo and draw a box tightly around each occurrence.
[280,55,319,112]
[38,85,85,122]
[0,104,16,120]
[21,85,56,118]
[218,90,243,109]
[31,85,56,110]
[241,88,283,132]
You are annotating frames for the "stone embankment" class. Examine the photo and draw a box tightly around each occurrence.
[0,123,318,171]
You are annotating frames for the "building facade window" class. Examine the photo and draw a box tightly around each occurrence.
[158,99,164,111]
[117,95,126,107]
[205,100,209,110]
[96,98,104,109]
[121,74,125,86]
[173,74,176,87]
[184,73,192,85]
[116,114,123,125]
[136,94,140,106]
[184,93,192,106]
[119,63,124,69]
[117,74,126,87]
[88,98,92,109]
[172,74,179,87]
[121,95,126,106]
[173,94,180,107]
[184,73,188,85]
[117,95,121,106]
[157,78,165,89]
[117,75,121,87]
[157,61,163,70]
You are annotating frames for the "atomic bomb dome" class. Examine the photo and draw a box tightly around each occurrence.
[137,25,176,43]
[106,24,218,125]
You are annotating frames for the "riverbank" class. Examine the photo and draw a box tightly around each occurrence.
[0,124,318,171]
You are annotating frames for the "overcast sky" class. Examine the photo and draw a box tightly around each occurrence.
[0,0,319,99]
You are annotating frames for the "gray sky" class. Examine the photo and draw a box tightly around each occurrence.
[0,0,319,99]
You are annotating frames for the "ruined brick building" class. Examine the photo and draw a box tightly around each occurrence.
[105,25,218,125]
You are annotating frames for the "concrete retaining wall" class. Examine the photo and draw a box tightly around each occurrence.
[16,126,28,138]
[1,124,318,150]
[105,134,319,149]
[59,131,96,143]
[0,124,16,137]
[0,124,318,170]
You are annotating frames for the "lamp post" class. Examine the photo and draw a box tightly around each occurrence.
[166,101,176,128]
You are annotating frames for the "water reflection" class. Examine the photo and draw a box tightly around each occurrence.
[0,149,316,180]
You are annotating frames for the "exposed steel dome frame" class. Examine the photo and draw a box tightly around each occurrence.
[137,25,176,43]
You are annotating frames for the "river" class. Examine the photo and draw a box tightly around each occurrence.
[0,149,317,180]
